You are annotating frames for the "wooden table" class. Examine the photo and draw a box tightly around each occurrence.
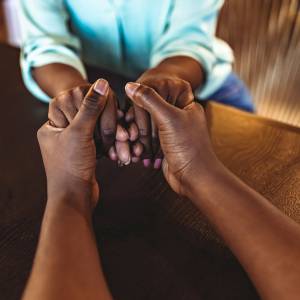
[0,43,300,300]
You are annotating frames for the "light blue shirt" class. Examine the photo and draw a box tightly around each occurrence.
[19,0,234,102]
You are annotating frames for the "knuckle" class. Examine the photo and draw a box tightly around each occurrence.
[136,85,156,102]
[180,79,191,89]
[37,126,46,141]
[57,90,72,101]
[73,86,85,99]
[102,127,115,136]
[138,127,149,137]
[82,95,100,113]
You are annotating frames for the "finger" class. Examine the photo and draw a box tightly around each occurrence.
[125,106,135,123]
[133,104,152,161]
[99,90,118,152]
[128,122,139,142]
[71,85,91,110]
[153,158,163,169]
[116,124,129,142]
[55,91,78,123]
[131,142,143,163]
[115,141,131,165]
[151,117,160,154]
[153,148,164,169]
[132,142,143,157]
[108,146,118,161]
[176,82,194,108]
[153,81,170,102]
[117,109,124,120]
[149,84,168,165]
[125,82,179,126]
[72,79,109,134]
[48,98,69,128]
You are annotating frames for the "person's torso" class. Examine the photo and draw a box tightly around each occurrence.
[65,0,173,77]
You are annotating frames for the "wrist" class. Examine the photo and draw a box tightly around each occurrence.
[46,178,96,217]
[33,64,89,98]
[149,56,204,89]
[139,66,179,81]
[182,157,226,202]
[55,78,89,96]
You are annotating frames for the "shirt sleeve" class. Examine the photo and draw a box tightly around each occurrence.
[150,0,234,99]
[19,0,87,102]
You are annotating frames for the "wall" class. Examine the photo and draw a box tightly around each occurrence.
[0,1,7,43]
[218,0,300,127]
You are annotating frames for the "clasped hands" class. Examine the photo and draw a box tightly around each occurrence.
[38,77,218,210]
[48,72,195,169]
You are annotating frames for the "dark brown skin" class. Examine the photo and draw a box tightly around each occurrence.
[32,56,204,168]
[22,79,113,300]
[125,82,300,300]
[33,63,88,97]
[33,63,140,165]
[128,56,204,168]
[24,80,300,300]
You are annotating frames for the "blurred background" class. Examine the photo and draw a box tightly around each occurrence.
[0,0,299,127]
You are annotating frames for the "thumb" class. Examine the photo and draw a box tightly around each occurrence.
[72,79,109,134]
[125,82,178,125]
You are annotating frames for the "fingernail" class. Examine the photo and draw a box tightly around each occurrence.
[124,159,131,166]
[125,82,140,97]
[143,159,151,168]
[94,79,109,96]
[154,159,162,169]
[116,125,129,141]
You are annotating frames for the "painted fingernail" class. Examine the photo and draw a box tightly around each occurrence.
[94,79,109,96]
[154,159,162,169]
[125,82,140,97]
[143,159,151,168]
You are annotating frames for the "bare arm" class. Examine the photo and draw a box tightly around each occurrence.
[126,82,300,300]
[188,162,300,300]
[140,56,204,90]
[22,80,113,300]
[22,190,112,300]
[33,63,88,98]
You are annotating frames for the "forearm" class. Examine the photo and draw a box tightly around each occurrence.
[22,193,112,300]
[188,162,300,300]
[145,56,204,89]
[33,63,88,98]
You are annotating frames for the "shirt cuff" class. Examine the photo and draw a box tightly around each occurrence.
[20,46,87,102]
[150,44,233,99]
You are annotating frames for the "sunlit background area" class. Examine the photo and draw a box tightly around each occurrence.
[0,0,300,127]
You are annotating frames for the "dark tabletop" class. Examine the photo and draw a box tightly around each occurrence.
[1,43,300,300]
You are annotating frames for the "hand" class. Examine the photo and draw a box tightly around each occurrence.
[48,82,135,165]
[38,79,109,209]
[126,69,194,169]
[125,82,219,197]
